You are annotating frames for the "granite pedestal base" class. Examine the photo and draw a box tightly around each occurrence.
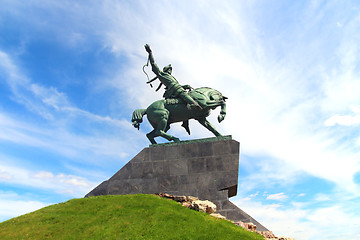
[85,136,268,231]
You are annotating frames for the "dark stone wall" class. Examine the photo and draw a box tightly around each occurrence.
[85,136,268,231]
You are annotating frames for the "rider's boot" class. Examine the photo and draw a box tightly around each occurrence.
[187,101,202,110]
[180,92,203,110]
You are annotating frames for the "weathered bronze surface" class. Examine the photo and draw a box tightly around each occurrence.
[133,44,227,144]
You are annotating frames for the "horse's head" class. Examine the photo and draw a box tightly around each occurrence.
[190,87,227,123]
[207,90,227,107]
[204,89,227,123]
[209,91,222,101]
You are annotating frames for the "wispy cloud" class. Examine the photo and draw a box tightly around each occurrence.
[266,192,288,201]
[0,171,12,180]
[0,191,51,222]
[0,111,132,161]
[325,106,360,126]
[233,195,360,240]
[0,160,96,197]
[314,193,331,202]
[0,49,143,161]
[1,1,360,238]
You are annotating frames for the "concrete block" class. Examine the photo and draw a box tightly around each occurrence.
[85,136,268,231]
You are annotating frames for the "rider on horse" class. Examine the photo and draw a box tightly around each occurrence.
[144,44,202,109]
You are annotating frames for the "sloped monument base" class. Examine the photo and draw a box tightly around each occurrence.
[85,136,268,231]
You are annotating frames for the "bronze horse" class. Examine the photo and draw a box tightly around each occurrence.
[132,87,227,144]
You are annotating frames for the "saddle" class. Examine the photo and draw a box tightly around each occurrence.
[165,89,207,107]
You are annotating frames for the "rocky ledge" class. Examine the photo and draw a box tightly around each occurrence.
[157,193,295,240]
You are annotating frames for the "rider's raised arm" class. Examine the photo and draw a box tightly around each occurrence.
[145,44,161,75]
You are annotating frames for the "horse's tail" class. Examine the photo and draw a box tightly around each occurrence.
[131,109,147,130]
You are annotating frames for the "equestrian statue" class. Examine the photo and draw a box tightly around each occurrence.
[132,44,227,144]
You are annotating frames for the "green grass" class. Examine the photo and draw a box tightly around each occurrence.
[0,194,264,240]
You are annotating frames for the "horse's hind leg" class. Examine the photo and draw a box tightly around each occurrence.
[156,116,180,143]
[148,110,180,143]
[146,130,157,144]
[147,123,177,144]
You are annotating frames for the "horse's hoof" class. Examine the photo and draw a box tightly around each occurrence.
[173,138,180,143]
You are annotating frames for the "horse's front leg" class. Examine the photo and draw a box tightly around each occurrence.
[218,103,226,123]
[197,118,222,137]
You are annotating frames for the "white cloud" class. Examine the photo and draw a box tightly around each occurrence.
[0,161,97,197]
[2,1,360,239]
[0,111,133,161]
[233,196,360,240]
[249,192,259,198]
[325,114,360,126]
[0,51,26,84]
[266,192,288,201]
[233,197,311,239]
[29,84,69,111]
[314,193,331,202]
[0,49,143,161]
[0,191,51,222]
[307,206,360,240]
[0,171,12,180]
[56,173,90,188]
[33,171,54,179]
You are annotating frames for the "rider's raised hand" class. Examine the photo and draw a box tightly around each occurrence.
[145,44,152,53]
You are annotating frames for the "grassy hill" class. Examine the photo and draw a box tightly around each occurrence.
[0,194,265,240]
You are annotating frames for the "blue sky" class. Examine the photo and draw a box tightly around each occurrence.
[1,1,360,239]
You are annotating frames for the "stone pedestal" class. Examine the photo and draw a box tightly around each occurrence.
[85,136,268,231]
